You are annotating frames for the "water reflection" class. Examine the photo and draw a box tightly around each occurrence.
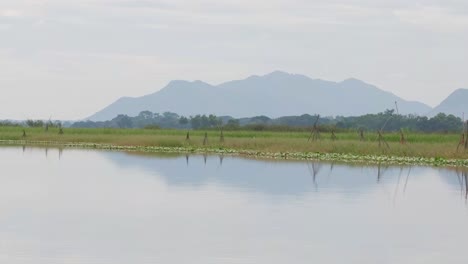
[99,149,468,199]
[454,168,468,200]
[389,166,412,205]
[8,146,468,199]
[376,163,390,183]
[2,146,468,264]
[219,154,224,166]
[26,146,464,200]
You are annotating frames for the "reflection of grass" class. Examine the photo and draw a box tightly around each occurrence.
[0,126,467,165]
[122,151,186,159]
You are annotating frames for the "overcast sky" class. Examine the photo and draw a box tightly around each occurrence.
[1,0,468,120]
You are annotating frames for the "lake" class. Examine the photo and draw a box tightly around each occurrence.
[1,146,468,264]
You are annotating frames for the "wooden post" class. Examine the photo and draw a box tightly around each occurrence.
[465,121,468,150]
[378,130,390,149]
[220,128,225,143]
[378,130,382,148]
[457,121,468,151]
[308,115,321,142]
[359,128,365,141]
[331,130,337,141]
[377,110,393,149]
[399,129,406,145]
[457,133,465,151]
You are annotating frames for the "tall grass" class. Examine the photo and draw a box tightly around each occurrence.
[0,126,466,159]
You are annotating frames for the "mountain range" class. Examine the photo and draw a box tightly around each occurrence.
[87,71,466,121]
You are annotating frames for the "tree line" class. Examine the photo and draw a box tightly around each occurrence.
[69,110,464,133]
[71,112,223,130]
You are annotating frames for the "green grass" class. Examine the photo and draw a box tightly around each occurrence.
[1,126,467,165]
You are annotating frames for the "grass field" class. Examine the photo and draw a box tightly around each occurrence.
[0,126,467,163]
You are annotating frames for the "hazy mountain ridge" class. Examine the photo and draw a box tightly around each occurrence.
[429,88,468,118]
[87,71,434,121]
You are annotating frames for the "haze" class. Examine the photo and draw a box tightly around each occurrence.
[1,0,467,120]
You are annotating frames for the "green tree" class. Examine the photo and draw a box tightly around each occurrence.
[115,115,133,128]
[179,116,189,125]
[138,111,153,119]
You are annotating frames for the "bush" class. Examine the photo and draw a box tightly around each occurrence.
[144,125,161,130]
[26,120,44,127]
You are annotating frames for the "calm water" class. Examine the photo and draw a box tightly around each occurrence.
[1,146,468,264]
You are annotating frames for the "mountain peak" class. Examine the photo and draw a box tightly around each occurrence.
[162,80,212,91]
[429,88,468,117]
[451,88,468,95]
[264,70,291,77]
[239,71,310,83]
[260,71,312,82]
[167,79,210,86]
[340,78,367,85]
[440,88,468,101]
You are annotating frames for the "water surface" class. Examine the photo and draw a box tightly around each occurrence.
[1,146,468,264]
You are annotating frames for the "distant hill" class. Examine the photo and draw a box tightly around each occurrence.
[87,71,432,121]
[429,89,468,118]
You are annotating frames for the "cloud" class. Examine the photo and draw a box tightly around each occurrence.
[394,6,468,32]
[107,0,176,10]
[1,0,468,119]
[0,9,23,17]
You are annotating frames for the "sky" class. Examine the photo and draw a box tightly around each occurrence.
[1,0,468,120]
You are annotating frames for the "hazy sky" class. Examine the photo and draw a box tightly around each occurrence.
[1,0,468,120]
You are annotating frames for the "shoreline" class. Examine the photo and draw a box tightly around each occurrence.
[1,139,467,168]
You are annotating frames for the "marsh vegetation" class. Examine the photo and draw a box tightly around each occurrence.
[1,125,468,166]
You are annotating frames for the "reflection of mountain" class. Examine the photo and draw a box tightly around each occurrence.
[103,151,428,196]
[16,146,468,197]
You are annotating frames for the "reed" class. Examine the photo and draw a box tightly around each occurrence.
[0,126,466,160]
